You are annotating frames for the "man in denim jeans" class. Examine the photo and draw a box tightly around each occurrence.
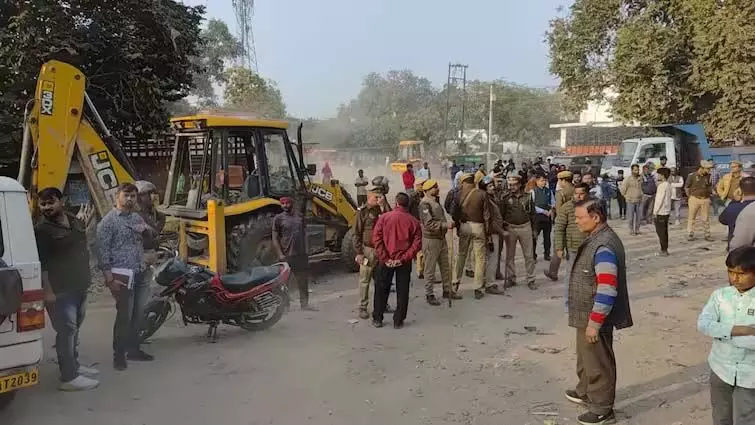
[34,188,99,391]
[97,183,157,371]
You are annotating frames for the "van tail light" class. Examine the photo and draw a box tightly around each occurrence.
[17,289,45,332]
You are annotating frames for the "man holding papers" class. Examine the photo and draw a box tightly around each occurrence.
[97,183,158,371]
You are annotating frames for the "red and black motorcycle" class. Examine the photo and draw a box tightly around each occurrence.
[137,258,291,342]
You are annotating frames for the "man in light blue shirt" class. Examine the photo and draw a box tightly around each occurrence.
[697,245,755,425]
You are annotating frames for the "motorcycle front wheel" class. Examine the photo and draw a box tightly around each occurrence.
[137,299,172,343]
[238,289,288,332]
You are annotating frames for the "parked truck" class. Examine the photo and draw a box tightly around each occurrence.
[609,124,755,179]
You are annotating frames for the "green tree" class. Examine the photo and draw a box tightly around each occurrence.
[548,0,755,141]
[223,66,286,119]
[0,0,205,147]
[192,18,243,107]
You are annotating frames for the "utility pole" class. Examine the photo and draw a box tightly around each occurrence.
[487,84,495,155]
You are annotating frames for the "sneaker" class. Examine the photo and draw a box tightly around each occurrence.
[660,250,669,257]
[58,375,99,392]
[577,410,616,425]
[393,322,404,329]
[527,281,539,290]
[78,365,100,376]
[426,294,441,306]
[358,309,370,320]
[544,271,558,282]
[371,320,384,328]
[564,389,587,405]
[113,355,127,371]
[127,349,154,362]
[474,289,485,300]
[705,236,715,242]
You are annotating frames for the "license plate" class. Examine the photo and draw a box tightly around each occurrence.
[0,367,39,393]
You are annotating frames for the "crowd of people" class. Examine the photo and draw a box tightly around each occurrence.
[351,155,755,425]
[29,150,755,425]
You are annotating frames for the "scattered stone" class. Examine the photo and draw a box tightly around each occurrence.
[524,326,538,332]
[457,345,468,353]
[499,314,514,319]
[347,319,359,324]
[526,345,566,354]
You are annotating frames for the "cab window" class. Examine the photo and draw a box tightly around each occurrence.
[261,130,297,194]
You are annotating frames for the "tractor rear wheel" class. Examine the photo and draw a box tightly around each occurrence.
[227,212,280,272]
[340,228,359,273]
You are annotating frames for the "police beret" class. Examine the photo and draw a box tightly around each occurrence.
[422,179,438,191]
[557,170,573,179]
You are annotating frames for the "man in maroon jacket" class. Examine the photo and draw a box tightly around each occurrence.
[371,192,422,329]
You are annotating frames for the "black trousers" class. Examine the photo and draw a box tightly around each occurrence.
[654,214,669,252]
[617,194,627,217]
[357,194,367,207]
[532,215,552,258]
[373,262,411,325]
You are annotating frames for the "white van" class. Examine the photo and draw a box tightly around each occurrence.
[0,177,44,409]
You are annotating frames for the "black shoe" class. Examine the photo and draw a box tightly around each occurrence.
[465,270,474,278]
[113,355,127,371]
[426,294,441,306]
[127,349,154,362]
[393,322,404,329]
[577,410,615,425]
[564,389,587,406]
[474,289,485,300]
[485,285,505,295]
[385,304,395,314]
[418,273,424,279]
[371,320,384,328]
[544,271,558,282]
[442,291,463,300]
[544,255,551,261]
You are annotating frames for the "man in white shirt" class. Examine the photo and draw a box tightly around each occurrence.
[668,167,684,225]
[354,169,369,207]
[417,162,431,180]
[653,168,672,255]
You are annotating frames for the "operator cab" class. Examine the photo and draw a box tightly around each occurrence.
[162,115,306,219]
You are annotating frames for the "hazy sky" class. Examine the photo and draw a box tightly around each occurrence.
[184,0,567,118]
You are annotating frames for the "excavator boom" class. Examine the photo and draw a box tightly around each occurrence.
[19,60,137,216]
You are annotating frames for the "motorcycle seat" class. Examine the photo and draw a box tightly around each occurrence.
[220,266,281,293]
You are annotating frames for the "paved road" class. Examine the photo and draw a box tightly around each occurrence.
[5,219,728,425]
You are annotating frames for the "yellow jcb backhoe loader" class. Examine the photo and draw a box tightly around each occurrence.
[18,60,362,274]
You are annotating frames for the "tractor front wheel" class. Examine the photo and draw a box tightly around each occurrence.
[340,228,359,273]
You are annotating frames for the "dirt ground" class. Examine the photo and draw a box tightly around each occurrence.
[4,201,730,425]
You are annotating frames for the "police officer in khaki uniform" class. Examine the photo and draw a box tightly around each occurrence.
[419,179,462,305]
[411,178,427,278]
[500,175,538,290]
[353,188,393,319]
